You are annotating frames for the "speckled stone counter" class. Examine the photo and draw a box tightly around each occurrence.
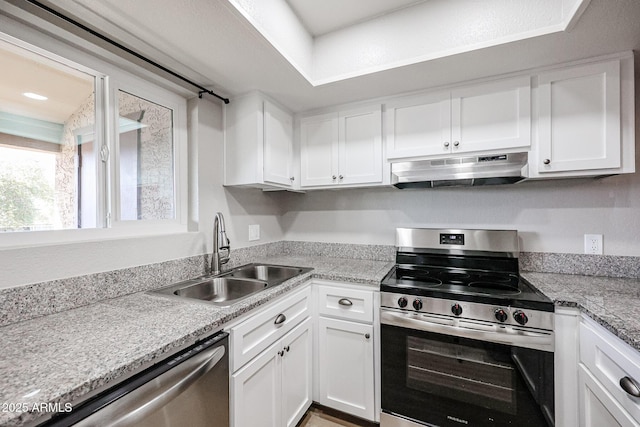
[523,271,640,351]
[3,249,639,427]
[0,255,393,427]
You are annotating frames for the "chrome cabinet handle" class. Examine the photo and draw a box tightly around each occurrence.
[290,176,295,181]
[332,175,337,180]
[278,350,284,357]
[365,333,370,339]
[339,175,344,180]
[543,159,551,165]
[444,141,450,148]
[274,313,286,325]
[453,141,459,147]
[284,345,290,352]
[620,376,640,397]
[338,298,353,307]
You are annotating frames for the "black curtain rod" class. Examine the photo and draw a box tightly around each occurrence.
[25,0,230,104]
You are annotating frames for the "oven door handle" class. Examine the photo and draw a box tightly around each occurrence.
[381,309,554,352]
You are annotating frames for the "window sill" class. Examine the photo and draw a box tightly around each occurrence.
[0,225,192,250]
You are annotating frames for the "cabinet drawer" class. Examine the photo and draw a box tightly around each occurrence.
[580,318,640,422]
[230,285,311,372]
[317,284,373,323]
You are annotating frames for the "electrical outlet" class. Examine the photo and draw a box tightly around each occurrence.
[584,234,603,255]
[248,224,260,241]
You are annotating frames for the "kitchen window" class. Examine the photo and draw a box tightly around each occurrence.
[0,33,187,246]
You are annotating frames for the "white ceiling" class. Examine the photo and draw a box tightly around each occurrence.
[233,0,587,86]
[4,0,640,114]
[285,0,424,36]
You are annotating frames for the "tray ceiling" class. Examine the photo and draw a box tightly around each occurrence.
[3,0,639,113]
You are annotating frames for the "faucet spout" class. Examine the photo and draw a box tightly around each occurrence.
[211,212,231,275]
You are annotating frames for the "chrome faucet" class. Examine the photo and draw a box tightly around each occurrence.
[211,212,231,275]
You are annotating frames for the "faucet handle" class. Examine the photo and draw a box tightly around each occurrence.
[220,239,231,264]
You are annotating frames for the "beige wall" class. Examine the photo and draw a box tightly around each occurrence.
[280,173,640,256]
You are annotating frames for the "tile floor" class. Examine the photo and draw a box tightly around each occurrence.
[297,406,376,427]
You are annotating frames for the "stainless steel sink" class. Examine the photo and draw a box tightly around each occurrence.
[174,277,268,303]
[150,264,311,306]
[221,264,308,284]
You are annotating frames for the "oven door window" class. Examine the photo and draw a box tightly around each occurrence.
[382,324,554,427]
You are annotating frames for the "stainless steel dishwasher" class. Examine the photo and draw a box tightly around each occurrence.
[44,331,229,427]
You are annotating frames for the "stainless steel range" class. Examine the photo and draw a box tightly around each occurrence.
[380,228,555,427]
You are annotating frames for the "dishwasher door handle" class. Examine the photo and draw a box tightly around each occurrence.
[76,344,226,427]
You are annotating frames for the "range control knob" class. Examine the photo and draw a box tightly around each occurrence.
[494,308,508,322]
[451,303,463,316]
[413,299,423,311]
[398,297,408,308]
[514,310,529,325]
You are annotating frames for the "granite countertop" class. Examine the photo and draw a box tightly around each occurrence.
[0,255,393,427]
[523,271,640,351]
[3,252,640,427]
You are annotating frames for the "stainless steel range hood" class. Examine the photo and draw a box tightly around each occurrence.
[391,152,528,188]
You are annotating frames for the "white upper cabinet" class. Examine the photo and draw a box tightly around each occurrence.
[299,112,339,187]
[224,53,634,190]
[451,77,531,154]
[531,56,635,177]
[386,76,531,160]
[264,100,295,186]
[300,105,385,188]
[338,106,384,186]
[225,92,295,189]
[385,91,451,159]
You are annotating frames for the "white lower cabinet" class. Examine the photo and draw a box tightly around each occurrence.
[317,317,375,420]
[578,315,640,427]
[229,281,379,426]
[314,282,378,422]
[232,317,312,427]
[555,308,640,427]
[579,365,638,427]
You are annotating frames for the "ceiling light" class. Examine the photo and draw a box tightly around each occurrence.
[23,92,48,101]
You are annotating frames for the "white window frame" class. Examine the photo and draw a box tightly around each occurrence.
[108,75,188,231]
[0,27,189,249]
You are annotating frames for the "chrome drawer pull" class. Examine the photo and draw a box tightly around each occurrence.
[338,298,353,307]
[274,313,286,325]
[620,376,640,397]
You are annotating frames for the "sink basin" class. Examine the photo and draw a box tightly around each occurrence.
[174,277,268,303]
[222,264,309,285]
[150,263,311,306]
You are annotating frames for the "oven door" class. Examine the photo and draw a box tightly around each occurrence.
[381,318,554,427]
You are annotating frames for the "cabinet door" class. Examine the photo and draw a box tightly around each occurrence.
[338,106,383,185]
[451,76,531,154]
[537,60,621,173]
[263,100,293,187]
[386,92,451,159]
[300,113,339,187]
[580,317,640,422]
[231,342,282,427]
[318,317,375,420]
[281,318,313,427]
[579,365,639,427]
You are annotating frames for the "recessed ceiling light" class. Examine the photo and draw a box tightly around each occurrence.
[23,92,48,101]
